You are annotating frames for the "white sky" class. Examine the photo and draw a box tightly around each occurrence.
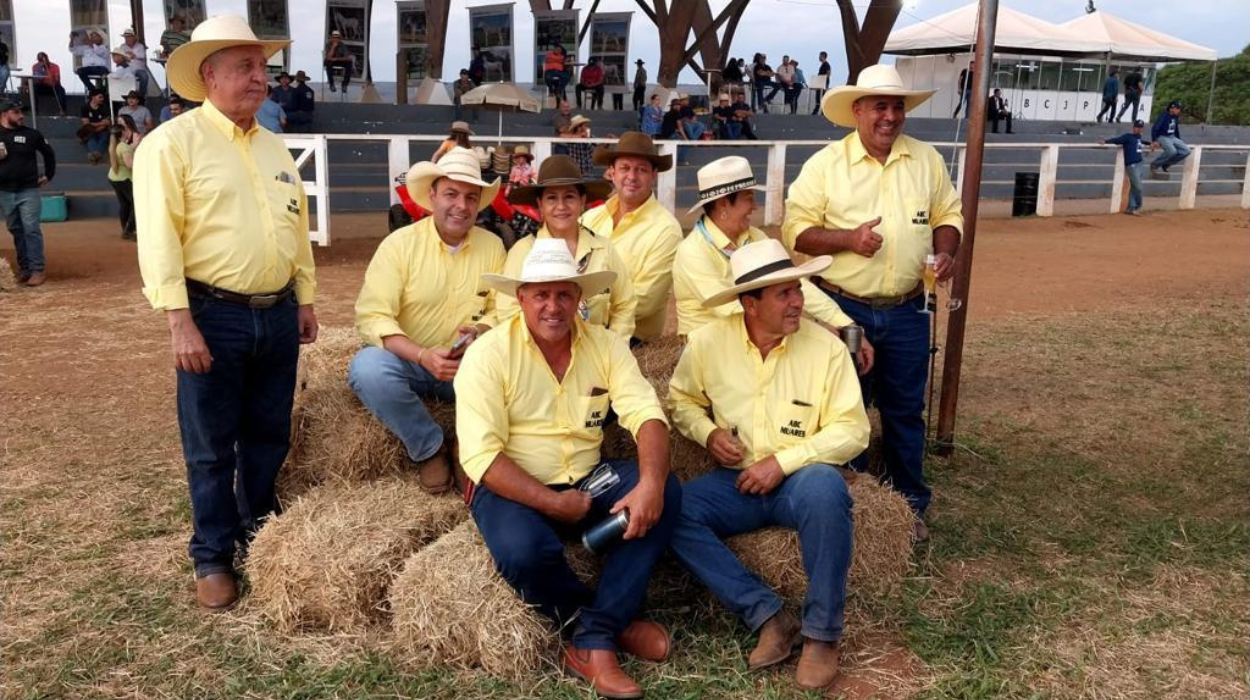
[6,0,1242,92]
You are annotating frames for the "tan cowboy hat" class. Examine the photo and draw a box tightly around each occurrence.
[687,156,766,215]
[450,120,474,135]
[110,45,133,59]
[406,147,501,213]
[703,239,832,308]
[166,14,291,102]
[511,144,534,162]
[483,238,617,299]
[569,115,591,130]
[820,63,937,128]
[509,155,612,206]
[592,131,673,172]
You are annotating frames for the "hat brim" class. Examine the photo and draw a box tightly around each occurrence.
[820,87,937,128]
[702,257,833,308]
[592,145,673,172]
[406,161,501,214]
[509,178,613,206]
[685,184,766,215]
[482,269,618,299]
[166,38,291,102]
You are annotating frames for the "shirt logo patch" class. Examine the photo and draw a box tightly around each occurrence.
[911,209,929,226]
[781,419,806,438]
[586,409,605,429]
[13,135,26,144]
[287,198,300,215]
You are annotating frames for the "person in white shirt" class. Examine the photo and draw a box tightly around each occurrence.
[70,28,111,92]
[120,28,150,99]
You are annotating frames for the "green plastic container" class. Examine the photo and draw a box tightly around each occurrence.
[40,192,68,223]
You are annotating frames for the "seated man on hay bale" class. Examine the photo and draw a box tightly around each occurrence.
[668,239,870,691]
[350,148,506,494]
[455,238,682,700]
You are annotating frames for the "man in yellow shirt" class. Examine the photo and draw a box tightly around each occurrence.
[134,16,318,612]
[582,131,681,343]
[349,148,505,493]
[669,240,869,691]
[783,64,964,541]
[456,239,681,700]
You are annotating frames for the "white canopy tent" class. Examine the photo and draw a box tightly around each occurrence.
[885,4,1104,57]
[1059,12,1217,63]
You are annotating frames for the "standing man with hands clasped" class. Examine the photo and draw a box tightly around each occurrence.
[784,64,963,543]
[0,100,56,287]
[135,16,319,612]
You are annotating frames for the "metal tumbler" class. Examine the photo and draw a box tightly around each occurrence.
[840,325,864,354]
[582,511,630,554]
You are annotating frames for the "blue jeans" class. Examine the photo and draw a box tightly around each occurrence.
[1126,161,1145,212]
[828,292,931,514]
[471,459,682,650]
[0,189,44,274]
[1153,136,1191,170]
[85,131,108,155]
[0,65,9,93]
[178,292,300,577]
[671,465,853,642]
[348,345,453,462]
[76,65,108,92]
[684,120,706,141]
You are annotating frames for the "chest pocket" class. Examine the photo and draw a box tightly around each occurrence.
[775,399,817,442]
[578,393,611,434]
[904,197,931,235]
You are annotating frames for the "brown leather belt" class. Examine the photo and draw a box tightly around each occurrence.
[186,278,295,309]
[813,278,923,310]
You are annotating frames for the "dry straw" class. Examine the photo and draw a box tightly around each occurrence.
[0,257,16,291]
[248,477,468,634]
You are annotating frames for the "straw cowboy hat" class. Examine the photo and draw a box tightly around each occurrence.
[687,155,766,215]
[569,115,591,130]
[450,120,474,135]
[110,45,133,59]
[483,238,617,299]
[166,14,291,102]
[592,131,673,172]
[509,155,612,206]
[511,144,534,162]
[703,239,832,308]
[405,147,501,213]
[820,63,937,128]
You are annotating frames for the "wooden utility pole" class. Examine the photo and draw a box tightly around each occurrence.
[835,0,902,82]
[934,0,998,455]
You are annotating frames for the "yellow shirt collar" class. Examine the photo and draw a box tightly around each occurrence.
[735,312,790,356]
[201,99,259,142]
[420,216,475,253]
[847,131,912,167]
[700,216,753,250]
[537,225,605,261]
[605,192,659,222]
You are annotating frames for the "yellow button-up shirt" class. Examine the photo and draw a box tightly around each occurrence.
[581,194,682,341]
[669,315,869,475]
[673,217,854,336]
[494,226,636,339]
[354,217,506,349]
[135,100,316,310]
[454,314,668,485]
[782,133,964,298]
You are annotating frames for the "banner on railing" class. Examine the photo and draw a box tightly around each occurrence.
[68,0,108,71]
[397,0,428,80]
[534,8,578,88]
[326,0,369,81]
[469,3,514,83]
[247,0,290,72]
[588,12,631,94]
[0,0,15,68]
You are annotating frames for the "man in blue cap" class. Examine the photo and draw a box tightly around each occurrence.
[1150,101,1191,174]
[1101,119,1150,215]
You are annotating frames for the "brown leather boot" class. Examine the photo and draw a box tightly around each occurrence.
[618,619,671,662]
[24,272,46,287]
[747,609,802,670]
[414,450,453,494]
[195,572,238,612]
[794,638,840,690]
[562,646,643,699]
[913,518,930,544]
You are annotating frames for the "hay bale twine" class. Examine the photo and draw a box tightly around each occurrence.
[727,477,915,602]
[248,477,468,633]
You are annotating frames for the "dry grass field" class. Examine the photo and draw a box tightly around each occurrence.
[2,209,1248,699]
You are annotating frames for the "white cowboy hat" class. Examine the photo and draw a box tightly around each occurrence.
[820,63,937,128]
[482,238,617,299]
[569,115,591,130]
[110,45,133,59]
[166,14,291,102]
[687,155,766,215]
[703,239,832,308]
[405,147,500,213]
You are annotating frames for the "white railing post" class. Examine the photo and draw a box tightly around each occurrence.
[388,136,410,207]
[765,143,787,227]
[1179,145,1202,210]
[1037,145,1059,217]
[533,139,553,164]
[1242,152,1250,210]
[1109,151,1126,214]
[955,146,967,197]
[313,135,331,246]
[656,141,678,213]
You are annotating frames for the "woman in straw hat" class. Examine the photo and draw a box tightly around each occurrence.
[671,156,874,372]
[432,120,474,163]
[495,155,636,338]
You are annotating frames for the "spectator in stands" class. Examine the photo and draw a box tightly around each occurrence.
[29,52,69,117]
[271,72,298,113]
[159,16,190,58]
[952,60,974,118]
[323,30,353,93]
[551,99,573,136]
[507,145,536,188]
[1150,100,1191,174]
[70,28,111,92]
[107,114,142,240]
[121,28,151,99]
[544,43,570,105]
[770,55,795,111]
[1097,68,1119,124]
[641,93,664,137]
[78,91,111,165]
[811,51,831,115]
[731,93,759,140]
[433,121,474,163]
[987,88,1013,134]
[563,115,595,175]
[469,50,485,86]
[257,86,287,133]
[632,59,647,112]
[713,93,739,139]
[288,70,315,132]
[679,94,706,141]
[159,95,186,123]
[118,90,155,135]
[1101,119,1149,216]
[660,98,684,139]
[0,99,56,287]
[0,37,9,94]
[721,57,742,89]
[577,57,605,111]
[752,53,774,113]
[453,68,476,119]
[790,60,806,115]
[1117,70,1143,123]
[110,45,138,89]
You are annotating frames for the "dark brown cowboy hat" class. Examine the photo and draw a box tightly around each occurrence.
[592,131,673,172]
[509,155,613,206]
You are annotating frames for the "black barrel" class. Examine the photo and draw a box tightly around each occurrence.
[1012,172,1039,217]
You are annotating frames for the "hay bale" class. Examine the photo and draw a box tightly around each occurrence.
[728,478,915,602]
[633,334,685,398]
[0,257,15,291]
[248,478,468,633]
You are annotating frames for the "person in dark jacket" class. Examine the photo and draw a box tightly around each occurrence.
[1116,70,1143,123]
[1150,100,1190,173]
[1097,69,1119,123]
[0,100,57,286]
[1101,119,1150,215]
[987,88,1013,134]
